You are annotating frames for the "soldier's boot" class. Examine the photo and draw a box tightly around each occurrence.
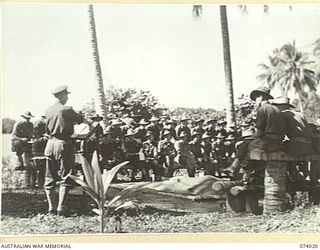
[45,189,56,214]
[223,158,241,178]
[57,186,70,216]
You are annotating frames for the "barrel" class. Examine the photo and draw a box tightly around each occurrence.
[263,161,287,213]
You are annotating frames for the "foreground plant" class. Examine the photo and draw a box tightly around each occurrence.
[69,151,130,233]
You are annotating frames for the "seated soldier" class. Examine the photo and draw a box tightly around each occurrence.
[122,129,142,181]
[224,134,236,167]
[99,131,117,169]
[142,131,161,180]
[189,131,205,170]
[224,128,257,180]
[174,131,197,177]
[201,133,215,175]
[158,130,177,177]
[211,132,227,177]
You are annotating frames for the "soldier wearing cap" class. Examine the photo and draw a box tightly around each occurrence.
[174,131,197,177]
[146,115,161,142]
[11,111,34,172]
[158,130,177,177]
[44,85,84,216]
[175,117,191,141]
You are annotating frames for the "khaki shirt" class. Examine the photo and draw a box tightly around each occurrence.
[45,101,83,139]
[282,109,312,140]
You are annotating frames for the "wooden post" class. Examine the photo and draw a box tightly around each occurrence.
[264,161,287,214]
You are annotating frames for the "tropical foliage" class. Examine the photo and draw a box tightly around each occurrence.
[69,152,129,233]
[258,41,319,113]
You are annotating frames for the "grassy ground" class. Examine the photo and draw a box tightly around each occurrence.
[2,134,320,235]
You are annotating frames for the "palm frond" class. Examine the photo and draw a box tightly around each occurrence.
[193,5,202,19]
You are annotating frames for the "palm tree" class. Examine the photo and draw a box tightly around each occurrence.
[88,4,109,128]
[313,38,320,79]
[193,5,235,127]
[258,41,319,113]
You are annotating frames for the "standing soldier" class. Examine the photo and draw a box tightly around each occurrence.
[175,117,191,141]
[44,85,84,216]
[174,131,197,177]
[146,115,161,142]
[158,130,177,177]
[106,118,124,140]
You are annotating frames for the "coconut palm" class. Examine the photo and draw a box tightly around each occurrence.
[258,41,319,113]
[193,5,235,127]
[313,38,320,79]
[88,4,109,128]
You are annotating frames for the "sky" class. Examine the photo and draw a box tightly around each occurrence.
[2,3,320,120]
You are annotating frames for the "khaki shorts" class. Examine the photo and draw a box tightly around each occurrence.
[44,138,75,190]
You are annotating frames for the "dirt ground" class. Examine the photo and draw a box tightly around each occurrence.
[1,187,320,235]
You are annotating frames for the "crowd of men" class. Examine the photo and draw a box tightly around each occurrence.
[11,85,320,215]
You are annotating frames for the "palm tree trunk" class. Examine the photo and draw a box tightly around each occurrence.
[219,5,236,127]
[88,4,109,129]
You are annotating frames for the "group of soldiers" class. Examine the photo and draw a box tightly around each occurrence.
[11,84,320,215]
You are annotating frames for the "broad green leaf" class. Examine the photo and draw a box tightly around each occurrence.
[102,161,129,196]
[78,154,95,190]
[91,151,104,199]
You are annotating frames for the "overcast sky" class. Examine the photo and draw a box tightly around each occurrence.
[2,3,320,120]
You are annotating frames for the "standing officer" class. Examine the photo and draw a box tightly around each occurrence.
[44,85,84,216]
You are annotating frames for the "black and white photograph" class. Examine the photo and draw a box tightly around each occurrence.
[1,2,320,236]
